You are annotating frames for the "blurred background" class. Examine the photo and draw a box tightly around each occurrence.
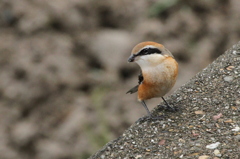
[0,0,239,158]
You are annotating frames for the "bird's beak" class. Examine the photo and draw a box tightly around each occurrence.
[128,54,136,62]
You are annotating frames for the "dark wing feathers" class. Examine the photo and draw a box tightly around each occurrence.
[138,71,143,84]
[126,71,143,94]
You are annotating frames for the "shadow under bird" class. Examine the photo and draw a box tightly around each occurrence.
[127,41,178,119]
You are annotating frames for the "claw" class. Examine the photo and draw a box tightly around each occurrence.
[150,115,165,120]
[136,115,165,123]
[160,97,178,112]
[157,104,178,112]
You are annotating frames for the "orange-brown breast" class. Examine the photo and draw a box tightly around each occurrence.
[138,81,164,101]
[137,56,178,101]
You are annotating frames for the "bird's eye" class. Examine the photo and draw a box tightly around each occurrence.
[138,48,161,56]
[143,48,149,55]
[138,48,150,56]
[147,48,161,54]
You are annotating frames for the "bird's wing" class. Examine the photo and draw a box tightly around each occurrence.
[138,71,143,84]
[126,71,143,94]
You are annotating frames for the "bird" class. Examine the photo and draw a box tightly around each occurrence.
[126,41,178,118]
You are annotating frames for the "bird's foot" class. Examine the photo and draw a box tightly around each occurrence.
[136,116,148,123]
[150,115,165,120]
[136,115,165,123]
[157,104,178,112]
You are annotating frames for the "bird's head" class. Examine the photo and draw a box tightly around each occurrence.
[128,41,173,68]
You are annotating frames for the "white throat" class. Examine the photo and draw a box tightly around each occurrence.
[135,54,165,69]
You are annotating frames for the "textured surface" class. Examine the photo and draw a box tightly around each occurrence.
[90,42,240,158]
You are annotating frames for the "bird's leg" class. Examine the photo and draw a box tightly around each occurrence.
[159,97,177,112]
[141,100,151,117]
[138,101,164,121]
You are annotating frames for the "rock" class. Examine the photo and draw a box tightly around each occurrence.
[232,126,240,132]
[11,121,38,146]
[206,142,220,150]
[223,76,234,82]
[199,155,210,159]
[213,149,221,157]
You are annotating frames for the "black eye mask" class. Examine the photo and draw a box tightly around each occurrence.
[128,47,162,62]
[137,48,162,56]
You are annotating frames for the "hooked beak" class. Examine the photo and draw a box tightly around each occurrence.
[128,54,136,62]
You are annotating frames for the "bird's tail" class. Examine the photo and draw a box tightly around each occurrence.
[126,85,138,94]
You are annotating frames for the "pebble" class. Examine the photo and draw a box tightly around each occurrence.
[232,50,240,55]
[212,113,223,120]
[135,155,142,159]
[234,135,240,141]
[226,65,234,70]
[232,126,240,132]
[224,119,233,123]
[195,110,205,115]
[159,139,166,145]
[223,76,233,82]
[213,149,221,157]
[199,155,210,159]
[206,142,220,149]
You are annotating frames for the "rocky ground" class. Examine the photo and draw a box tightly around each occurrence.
[0,0,240,158]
